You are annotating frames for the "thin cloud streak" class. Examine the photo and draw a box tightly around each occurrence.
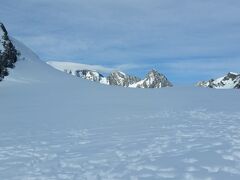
[47,61,150,74]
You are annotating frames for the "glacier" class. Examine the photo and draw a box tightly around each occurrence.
[0,39,240,179]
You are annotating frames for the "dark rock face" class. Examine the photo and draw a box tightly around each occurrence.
[235,83,240,89]
[197,72,240,89]
[0,22,18,81]
[107,71,141,87]
[224,72,238,81]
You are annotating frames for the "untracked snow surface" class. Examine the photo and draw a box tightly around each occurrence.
[1,39,240,180]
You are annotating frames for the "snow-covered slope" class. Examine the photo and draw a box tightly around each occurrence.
[197,72,240,89]
[47,61,108,84]
[1,25,240,180]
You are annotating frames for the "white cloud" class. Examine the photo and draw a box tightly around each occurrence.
[47,61,114,73]
[47,61,147,74]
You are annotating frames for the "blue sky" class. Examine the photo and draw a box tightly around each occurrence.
[1,0,240,84]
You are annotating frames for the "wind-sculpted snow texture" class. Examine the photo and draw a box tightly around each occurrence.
[1,109,240,180]
[0,38,240,180]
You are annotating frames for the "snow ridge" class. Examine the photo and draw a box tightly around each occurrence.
[197,72,240,89]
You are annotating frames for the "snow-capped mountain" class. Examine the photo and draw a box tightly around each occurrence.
[197,72,240,89]
[107,71,141,87]
[47,61,172,88]
[130,69,173,88]
[75,69,108,84]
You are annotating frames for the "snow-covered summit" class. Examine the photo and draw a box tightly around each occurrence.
[75,69,108,84]
[130,69,173,88]
[197,72,240,89]
[107,71,141,87]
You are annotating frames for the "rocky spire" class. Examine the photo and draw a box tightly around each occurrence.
[0,22,18,81]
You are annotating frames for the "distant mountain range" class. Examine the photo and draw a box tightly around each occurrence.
[47,61,173,88]
[196,72,240,89]
[1,22,239,90]
[47,61,240,89]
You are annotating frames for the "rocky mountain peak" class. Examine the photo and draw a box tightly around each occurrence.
[197,72,240,89]
[107,71,141,87]
[75,69,108,84]
[147,69,165,80]
[144,69,173,88]
[223,72,239,81]
[148,69,158,74]
[0,22,18,81]
[129,69,172,88]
